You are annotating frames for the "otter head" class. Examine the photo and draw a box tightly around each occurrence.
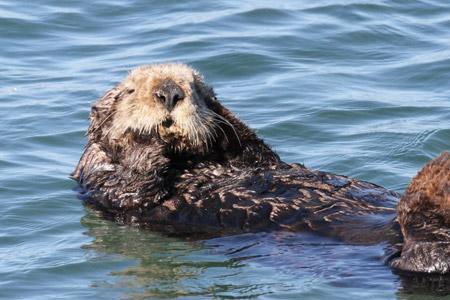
[108,63,229,153]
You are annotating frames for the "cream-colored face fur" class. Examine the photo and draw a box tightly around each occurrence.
[108,63,223,152]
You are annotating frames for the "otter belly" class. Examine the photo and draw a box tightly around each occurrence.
[169,165,400,242]
[76,161,401,245]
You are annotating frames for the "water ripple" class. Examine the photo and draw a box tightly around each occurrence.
[1,0,449,299]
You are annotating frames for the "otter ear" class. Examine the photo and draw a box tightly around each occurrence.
[392,152,450,274]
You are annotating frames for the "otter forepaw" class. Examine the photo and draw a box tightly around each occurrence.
[391,241,450,274]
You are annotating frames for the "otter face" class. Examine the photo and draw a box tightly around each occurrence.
[108,63,223,153]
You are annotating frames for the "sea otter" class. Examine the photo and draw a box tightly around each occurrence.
[72,63,450,274]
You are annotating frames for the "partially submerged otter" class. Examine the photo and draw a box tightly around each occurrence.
[72,63,450,274]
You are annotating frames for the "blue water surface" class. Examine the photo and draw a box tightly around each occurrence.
[1,0,450,299]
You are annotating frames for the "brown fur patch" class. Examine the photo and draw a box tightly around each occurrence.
[399,152,450,216]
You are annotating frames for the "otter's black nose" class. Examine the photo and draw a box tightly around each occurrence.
[154,79,185,111]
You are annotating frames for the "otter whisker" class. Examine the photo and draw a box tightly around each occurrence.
[198,114,214,151]
[205,121,218,148]
[187,118,197,147]
[203,120,216,151]
[185,117,201,150]
[89,110,116,136]
[102,126,116,140]
[210,120,229,145]
[208,115,228,141]
[197,116,209,148]
[206,121,219,142]
[207,110,241,147]
[207,111,241,145]
[193,122,202,149]
[199,124,211,152]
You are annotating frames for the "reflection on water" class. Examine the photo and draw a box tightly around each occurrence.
[395,271,450,299]
[82,208,403,299]
[82,208,450,299]
[82,209,207,298]
[82,208,283,299]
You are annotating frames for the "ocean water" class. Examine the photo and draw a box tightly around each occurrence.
[1,0,449,299]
